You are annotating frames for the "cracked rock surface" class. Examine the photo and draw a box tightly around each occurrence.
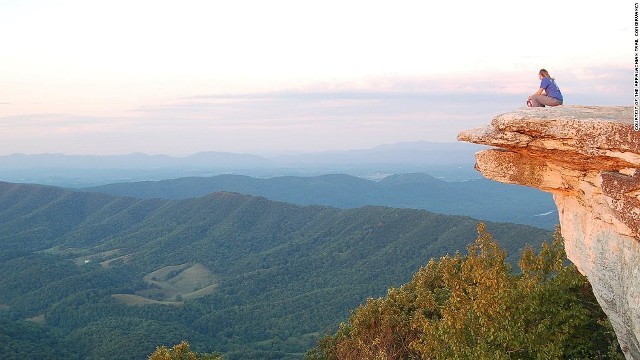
[459,105,639,358]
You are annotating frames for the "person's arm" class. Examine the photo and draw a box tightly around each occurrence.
[528,88,544,100]
[529,77,550,99]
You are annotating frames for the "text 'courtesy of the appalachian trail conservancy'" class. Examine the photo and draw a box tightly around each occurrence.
[634,3,639,130]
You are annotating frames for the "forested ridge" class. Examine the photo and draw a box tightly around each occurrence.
[0,181,558,358]
[85,173,557,229]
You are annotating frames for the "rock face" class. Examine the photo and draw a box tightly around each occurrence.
[458,105,639,358]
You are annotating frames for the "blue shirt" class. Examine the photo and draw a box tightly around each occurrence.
[540,77,563,101]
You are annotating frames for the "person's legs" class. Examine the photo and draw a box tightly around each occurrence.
[530,94,562,107]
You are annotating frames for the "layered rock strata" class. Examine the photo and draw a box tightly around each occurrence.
[458,105,639,358]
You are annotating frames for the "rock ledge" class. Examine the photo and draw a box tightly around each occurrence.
[458,105,639,358]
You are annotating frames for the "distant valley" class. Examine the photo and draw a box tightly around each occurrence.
[0,181,551,359]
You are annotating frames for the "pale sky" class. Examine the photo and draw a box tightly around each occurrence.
[0,0,632,156]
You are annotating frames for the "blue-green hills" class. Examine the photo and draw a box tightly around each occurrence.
[0,181,551,359]
[85,173,557,230]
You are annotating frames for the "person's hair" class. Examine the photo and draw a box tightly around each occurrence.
[539,69,554,80]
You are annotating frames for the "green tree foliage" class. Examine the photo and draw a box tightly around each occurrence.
[148,341,222,360]
[0,319,79,360]
[307,224,624,360]
[0,183,555,358]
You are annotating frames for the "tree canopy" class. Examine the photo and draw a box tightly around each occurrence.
[307,224,623,360]
[148,341,222,360]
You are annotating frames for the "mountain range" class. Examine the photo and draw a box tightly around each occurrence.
[0,181,551,359]
[85,173,558,230]
[0,141,484,186]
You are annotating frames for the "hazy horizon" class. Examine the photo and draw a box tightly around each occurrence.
[1,1,631,156]
[0,139,485,158]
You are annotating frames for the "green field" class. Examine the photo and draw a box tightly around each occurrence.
[113,263,219,305]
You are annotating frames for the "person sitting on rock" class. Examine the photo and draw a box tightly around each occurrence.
[527,69,563,107]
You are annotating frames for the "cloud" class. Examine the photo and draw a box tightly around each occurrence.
[559,65,630,105]
[0,64,630,155]
[115,83,526,155]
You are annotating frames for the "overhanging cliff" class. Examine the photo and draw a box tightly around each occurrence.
[458,105,639,359]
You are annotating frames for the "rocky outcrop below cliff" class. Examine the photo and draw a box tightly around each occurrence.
[458,105,639,359]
